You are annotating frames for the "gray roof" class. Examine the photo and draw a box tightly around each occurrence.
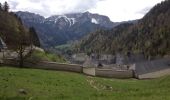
[83,58,96,68]
[135,58,170,75]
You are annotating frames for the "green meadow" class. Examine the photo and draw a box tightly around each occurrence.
[0,66,170,100]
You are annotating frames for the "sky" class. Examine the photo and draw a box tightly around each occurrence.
[0,0,165,22]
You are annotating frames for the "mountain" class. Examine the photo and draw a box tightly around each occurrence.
[78,0,170,58]
[15,11,119,47]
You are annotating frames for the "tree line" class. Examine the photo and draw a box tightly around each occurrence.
[0,1,9,12]
[0,1,40,67]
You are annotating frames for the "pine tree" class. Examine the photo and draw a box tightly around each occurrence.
[3,1,9,12]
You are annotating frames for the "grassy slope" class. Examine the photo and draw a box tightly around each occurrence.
[27,50,67,63]
[0,67,170,100]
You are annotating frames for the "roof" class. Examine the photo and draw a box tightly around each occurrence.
[83,58,96,68]
[135,58,170,75]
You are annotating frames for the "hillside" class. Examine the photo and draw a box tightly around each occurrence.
[26,50,66,63]
[1,67,170,100]
[78,23,134,54]
[15,11,119,47]
[0,10,29,49]
[0,3,66,64]
[78,0,170,58]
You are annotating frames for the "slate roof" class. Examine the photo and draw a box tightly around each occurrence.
[135,58,170,75]
[83,58,96,68]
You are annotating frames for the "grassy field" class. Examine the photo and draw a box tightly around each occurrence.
[0,67,170,100]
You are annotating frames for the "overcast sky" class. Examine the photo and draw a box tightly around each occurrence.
[0,0,164,22]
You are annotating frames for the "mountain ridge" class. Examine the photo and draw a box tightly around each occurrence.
[15,11,119,47]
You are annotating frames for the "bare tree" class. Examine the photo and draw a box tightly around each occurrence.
[14,25,31,67]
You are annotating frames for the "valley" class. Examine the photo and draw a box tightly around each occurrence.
[0,0,170,99]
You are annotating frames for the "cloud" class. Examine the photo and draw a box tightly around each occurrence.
[28,0,41,3]
[8,0,19,9]
[0,0,164,21]
[137,7,152,14]
[0,0,100,17]
[89,0,164,22]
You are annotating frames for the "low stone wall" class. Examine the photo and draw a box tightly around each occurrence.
[3,58,133,78]
[82,66,133,78]
[3,59,83,73]
[96,69,133,78]
[83,67,96,76]
[3,58,18,66]
[26,61,83,73]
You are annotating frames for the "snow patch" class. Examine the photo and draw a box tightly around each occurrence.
[69,18,77,25]
[54,16,77,26]
[91,18,99,24]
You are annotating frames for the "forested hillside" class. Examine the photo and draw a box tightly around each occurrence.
[0,2,40,49]
[0,2,43,67]
[78,0,170,58]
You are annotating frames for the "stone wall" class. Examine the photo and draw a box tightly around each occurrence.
[82,66,133,78]
[3,58,134,78]
[3,58,18,66]
[3,59,83,73]
[26,61,83,73]
[4,57,170,79]
[83,67,96,76]
[96,69,133,78]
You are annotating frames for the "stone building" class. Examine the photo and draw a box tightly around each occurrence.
[71,53,88,64]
